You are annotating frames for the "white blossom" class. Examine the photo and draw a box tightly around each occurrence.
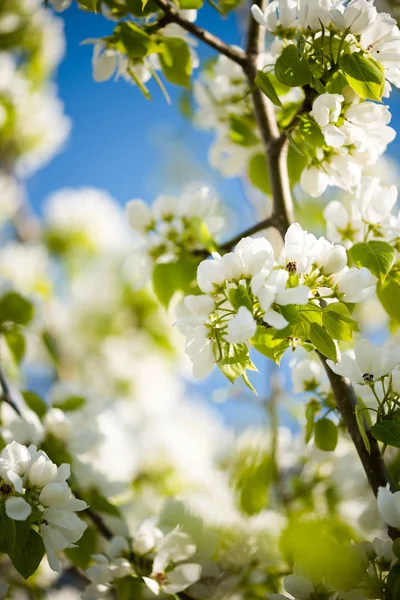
[226,307,257,343]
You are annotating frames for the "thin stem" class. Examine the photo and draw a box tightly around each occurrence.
[151,0,247,66]
[0,363,22,417]
[220,214,279,251]
[318,352,399,539]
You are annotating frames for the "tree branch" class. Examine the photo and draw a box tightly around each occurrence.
[219,214,278,251]
[151,0,247,66]
[242,0,294,237]
[0,364,22,417]
[239,0,396,517]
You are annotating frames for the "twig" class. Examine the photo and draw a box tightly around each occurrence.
[151,0,247,66]
[0,364,22,417]
[220,214,278,251]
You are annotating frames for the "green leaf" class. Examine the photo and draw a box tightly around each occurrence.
[152,259,197,308]
[160,37,191,87]
[65,527,97,569]
[0,292,34,327]
[297,35,306,59]
[322,303,359,342]
[250,326,289,364]
[178,0,203,7]
[116,577,143,600]
[229,114,259,147]
[248,153,271,195]
[314,418,338,451]
[348,241,395,282]
[228,285,253,312]
[305,399,320,444]
[219,0,243,14]
[377,269,400,322]
[22,391,47,419]
[78,0,99,10]
[42,330,60,366]
[116,22,154,58]
[255,71,282,107]
[355,405,370,454]
[311,75,326,94]
[125,0,158,16]
[53,395,86,412]
[0,512,15,553]
[340,52,384,101]
[371,420,400,448]
[4,326,25,364]
[275,45,312,87]
[310,323,337,361]
[285,130,304,156]
[86,488,120,517]
[9,529,45,580]
[218,342,251,383]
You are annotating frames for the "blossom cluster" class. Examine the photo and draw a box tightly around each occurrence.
[0,441,87,572]
[301,95,396,197]
[324,176,400,249]
[0,1,69,177]
[126,185,222,288]
[176,223,375,379]
[328,338,400,405]
[84,524,201,598]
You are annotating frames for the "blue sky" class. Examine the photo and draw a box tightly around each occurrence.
[25,5,400,428]
[27,5,255,226]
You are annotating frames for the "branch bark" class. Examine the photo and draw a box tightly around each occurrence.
[242,0,294,237]
[151,0,247,66]
[240,0,395,513]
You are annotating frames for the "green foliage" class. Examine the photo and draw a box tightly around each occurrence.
[305,399,321,444]
[178,0,203,7]
[250,326,289,364]
[4,326,26,364]
[340,53,384,101]
[125,0,159,16]
[322,303,359,342]
[218,342,254,383]
[229,114,259,147]
[116,577,143,600]
[275,45,312,88]
[314,418,338,451]
[310,323,337,361]
[9,529,45,580]
[65,527,97,569]
[22,390,47,419]
[355,405,371,454]
[159,38,192,87]
[377,267,400,322]
[53,395,86,412]
[370,420,400,449]
[228,285,253,312]
[0,292,34,327]
[247,153,271,195]
[152,258,198,308]
[114,22,155,58]
[280,517,365,589]
[86,488,121,517]
[0,510,16,554]
[348,241,395,282]
[78,0,100,11]
[255,71,283,107]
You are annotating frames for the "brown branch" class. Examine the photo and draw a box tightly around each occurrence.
[240,0,396,521]
[241,0,294,237]
[219,214,278,251]
[151,0,247,66]
[0,364,22,417]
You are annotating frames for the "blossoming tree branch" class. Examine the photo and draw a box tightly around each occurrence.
[2,0,400,597]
